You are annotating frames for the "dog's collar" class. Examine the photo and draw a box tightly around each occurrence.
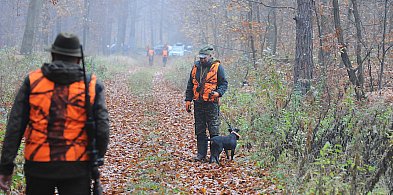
[231,131,240,138]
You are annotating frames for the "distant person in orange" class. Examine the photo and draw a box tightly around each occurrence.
[162,44,169,67]
[147,46,154,66]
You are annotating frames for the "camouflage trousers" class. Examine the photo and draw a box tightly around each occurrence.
[194,101,220,138]
[193,101,220,158]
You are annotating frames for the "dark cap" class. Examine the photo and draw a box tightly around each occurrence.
[49,32,81,57]
[198,45,214,58]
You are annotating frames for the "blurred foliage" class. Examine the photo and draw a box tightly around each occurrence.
[0,48,44,122]
[163,57,194,92]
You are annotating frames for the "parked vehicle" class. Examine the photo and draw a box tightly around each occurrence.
[169,45,185,56]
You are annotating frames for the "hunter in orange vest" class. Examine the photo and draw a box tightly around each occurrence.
[185,45,228,162]
[162,44,168,67]
[147,46,154,66]
[0,33,110,194]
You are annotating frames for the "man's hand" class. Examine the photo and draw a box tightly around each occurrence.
[0,174,12,192]
[185,101,192,113]
[210,91,220,98]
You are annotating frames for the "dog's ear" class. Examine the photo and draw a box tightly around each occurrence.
[227,128,232,133]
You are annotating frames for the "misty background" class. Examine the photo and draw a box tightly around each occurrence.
[0,0,393,193]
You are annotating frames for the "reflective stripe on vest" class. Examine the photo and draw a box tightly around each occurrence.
[24,69,96,162]
[191,62,219,101]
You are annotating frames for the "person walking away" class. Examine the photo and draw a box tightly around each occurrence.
[185,45,228,162]
[0,32,110,194]
[162,44,169,67]
[147,47,154,66]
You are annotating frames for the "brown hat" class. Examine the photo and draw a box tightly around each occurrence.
[49,32,81,57]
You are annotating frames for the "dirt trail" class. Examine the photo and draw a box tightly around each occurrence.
[100,62,276,194]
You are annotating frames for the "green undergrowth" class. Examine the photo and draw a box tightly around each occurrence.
[165,55,393,194]
[127,69,156,96]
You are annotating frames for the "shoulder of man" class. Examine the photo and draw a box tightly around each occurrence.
[194,61,201,67]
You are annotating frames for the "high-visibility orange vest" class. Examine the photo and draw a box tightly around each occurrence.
[148,49,154,56]
[191,61,220,101]
[24,69,96,162]
[162,50,168,57]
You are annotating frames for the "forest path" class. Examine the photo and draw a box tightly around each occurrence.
[99,59,276,194]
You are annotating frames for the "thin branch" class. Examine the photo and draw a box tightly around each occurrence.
[231,0,295,10]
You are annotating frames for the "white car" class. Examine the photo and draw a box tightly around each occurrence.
[169,46,185,56]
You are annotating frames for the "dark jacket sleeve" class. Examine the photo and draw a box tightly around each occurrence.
[216,65,228,97]
[93,79,110,159]
[185,69,194,101]
[0,77,30,175]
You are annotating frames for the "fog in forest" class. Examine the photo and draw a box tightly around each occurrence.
[1,0,393,193]
[0,0,199,56]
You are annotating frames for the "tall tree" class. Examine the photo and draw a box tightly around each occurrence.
[159,0,164,44]
[103,1,113,55]
[20,0,44,54]
[293,0,313,94]
[266,0,278,55]
[248,1,257,69]
[149,1,154,47]
[117,0,128,54]
[350,0,365,94]
[377,0,390,91]
[332,0,364,99]
[129,0,138,51]
[83,0,91,49]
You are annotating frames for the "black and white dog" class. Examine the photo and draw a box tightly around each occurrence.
[209,128,240,165]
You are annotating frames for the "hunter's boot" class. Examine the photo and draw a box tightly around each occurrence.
[194,135,208,162]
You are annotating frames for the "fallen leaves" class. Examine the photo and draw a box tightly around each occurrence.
[99,64,279,194]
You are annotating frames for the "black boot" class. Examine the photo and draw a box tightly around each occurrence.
[194,135,208,162]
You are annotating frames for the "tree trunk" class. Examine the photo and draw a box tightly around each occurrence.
[129,0,137,52]
[20,0,44,54]
[159,0,164,44]
[248,1,257,69]
[212,14,219,58]
[103,1,113,55]
[294,0,314,94]
[332,0,364,99]
[83,0,91,49]
[117,0,128,54]
[256,3,264,58]
[313,0,324,66]
[320,0,333,66]
[149,4,154,48]
[377,0,389,91]
[350,0,365,93]
[267,0,277,55]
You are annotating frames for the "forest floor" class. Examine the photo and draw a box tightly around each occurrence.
[99,57,280,194]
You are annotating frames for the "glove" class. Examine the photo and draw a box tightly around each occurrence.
[185,101,192,113]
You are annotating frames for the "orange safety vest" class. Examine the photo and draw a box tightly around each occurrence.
[148,49,154,56]
[191,61,220,101]
[162,50,168,57]
[24,69,96,162]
